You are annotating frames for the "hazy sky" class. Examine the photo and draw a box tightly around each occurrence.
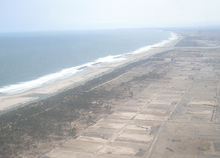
[1,0,220,32]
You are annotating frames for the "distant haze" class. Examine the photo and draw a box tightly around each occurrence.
[0,0,220,32]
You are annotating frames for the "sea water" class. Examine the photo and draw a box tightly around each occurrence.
[0,29,177,95]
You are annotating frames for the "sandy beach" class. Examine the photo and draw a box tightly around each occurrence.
[0,37,179,112]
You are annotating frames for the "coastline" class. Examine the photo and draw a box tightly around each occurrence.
[0,34,180,112]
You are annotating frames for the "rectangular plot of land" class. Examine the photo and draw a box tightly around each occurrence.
[117,106,140,112]
[149,100,173,105]
[84,126,118,134]
[106,112,137,120]
[145,103,176,113]
[94,118,128,129]
[135,113,169,121]
[170,104,213,123]
[46,150,94,158]
[96,153,137,158]
[45,136,107,158]
[162,122,220,137]
[97,140,148,157]
[150,123,220,157]
[116,133,153,144]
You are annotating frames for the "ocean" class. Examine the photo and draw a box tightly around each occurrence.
[0,29,176,95]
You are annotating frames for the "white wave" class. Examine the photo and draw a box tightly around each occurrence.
[95,55,126,63]
[0,66,82,95]
[128,32,178,55]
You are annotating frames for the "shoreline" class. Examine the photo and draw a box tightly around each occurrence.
[0,35,179,113]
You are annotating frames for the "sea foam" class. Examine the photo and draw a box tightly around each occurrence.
[128,32,178,55]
